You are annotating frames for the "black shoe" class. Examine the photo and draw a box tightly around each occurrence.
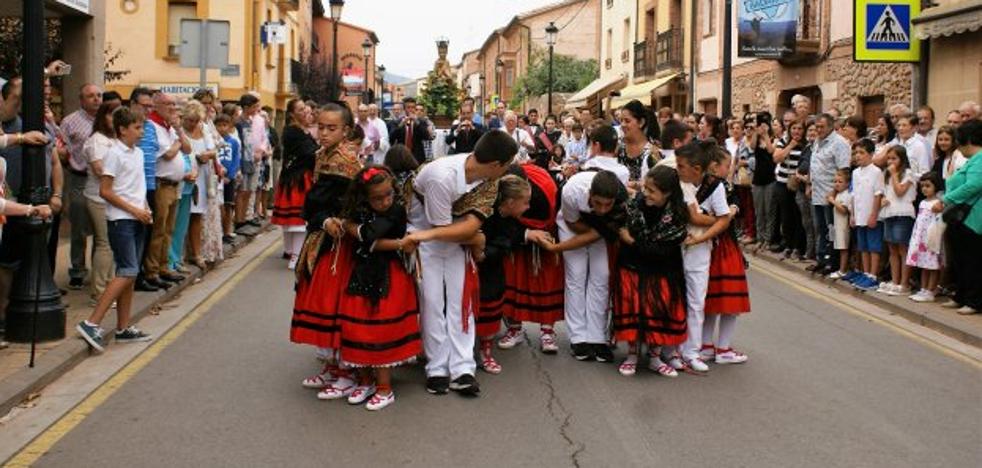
[449,374,481,396]
[159,272,185,283]
[769,243,785,253]
[425,376,450,395]
[223,235,234,244]
[134,279,160,292]
[247,219,262,227]
[594,344,614,363]
[147,277,173,290]
[282,252,291,260]
[59,288,68,296]
[571,342,595,361]
[68,277,84,290]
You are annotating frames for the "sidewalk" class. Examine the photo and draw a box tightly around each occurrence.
[0,223,274,417]
[746,246,982,349]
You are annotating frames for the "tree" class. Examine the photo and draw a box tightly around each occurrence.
[418,71,461,118]
[513,48,598,106]
[294,55,337,105]
[104,43,131,83]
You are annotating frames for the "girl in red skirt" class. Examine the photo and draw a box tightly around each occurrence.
[612,166,690,377]
[474,174,532,374]
[701,148,751,365]
[497,164,565,355]
[273,100,319,270]
[291,104,363,400]
[334,165,420,411]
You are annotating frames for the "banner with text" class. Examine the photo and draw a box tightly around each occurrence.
[738,0,799,58]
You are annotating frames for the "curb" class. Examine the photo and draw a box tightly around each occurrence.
[747,248,982,349]
[0,224,274,418]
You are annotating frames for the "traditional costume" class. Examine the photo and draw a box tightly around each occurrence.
[273,125,319,266]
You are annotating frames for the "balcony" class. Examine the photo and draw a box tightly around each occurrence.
[781,0,823,64]
[655,28,683,72]
[633,40,656,78]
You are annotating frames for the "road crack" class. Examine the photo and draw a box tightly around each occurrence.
[524,330,585,468]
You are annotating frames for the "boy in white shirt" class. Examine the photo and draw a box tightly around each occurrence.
[403,131,517,396]
[849,139,885,290]
[580,125,630,186]
[76,107,155,353]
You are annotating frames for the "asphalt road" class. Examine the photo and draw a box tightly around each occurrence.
[23,252,982,468]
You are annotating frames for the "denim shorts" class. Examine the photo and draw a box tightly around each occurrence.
[883,216,915,245]
[855,223,884,253]
[108,219,146,277]
[223,180,237,205]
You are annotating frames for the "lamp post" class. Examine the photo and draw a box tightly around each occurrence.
[361,37,372,104]
[5,0,65,347]
[378,64,386,108]
[495,58,504,104]
[545,22,558,117]
[329,0,344,101]
[479,73,486,118]
[721,0,733,118]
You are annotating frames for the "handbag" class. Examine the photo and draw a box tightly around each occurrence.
[942,202,972,226]
[736,167,752,186]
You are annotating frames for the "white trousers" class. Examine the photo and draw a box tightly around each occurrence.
[282,229,306,256]
[681,244,711,360]
[703,314,738,350]
[419,243,476,379]
[558,217,610,345]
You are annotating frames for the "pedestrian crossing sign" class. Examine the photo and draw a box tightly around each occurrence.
[854,0,920,62]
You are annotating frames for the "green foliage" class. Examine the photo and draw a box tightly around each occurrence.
[513,48,598,105]
[418,71,461,117]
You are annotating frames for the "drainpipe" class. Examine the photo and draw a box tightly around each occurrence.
[688,0,697,113]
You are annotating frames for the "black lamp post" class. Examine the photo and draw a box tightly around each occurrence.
[361,37,372,104]
[495,58,504,103]
[378,64,386,108]
[5,0,65,348]
[545,22,558,117]
[722,0,733,118]
[478,73,486,118]
[329,0,344,101]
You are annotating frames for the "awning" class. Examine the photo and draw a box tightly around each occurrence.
[564,74,626,110]
[608,73,679,109]
[913,0,982,39]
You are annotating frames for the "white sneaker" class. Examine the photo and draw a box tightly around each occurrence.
[301,363,338,388]
[876,282,898,294]
[287,254,298,271]
[539,330,559,354]
[618,355,638,377]
[941,299,961,309]
[956,306,978,315]
[888,285,911,297]
[647,356,678,377]
[715,348,749,364]
[699,344,716,361]
[909,290,936,303]
[316,377,356,400]
[663,354,685,371]
[497,328,525,349]
[686,357,710,372]
[365,392,395,411]
[347,384,377,405]
[828,270,847,280]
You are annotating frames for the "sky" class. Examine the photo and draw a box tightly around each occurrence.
[334,0,565,81]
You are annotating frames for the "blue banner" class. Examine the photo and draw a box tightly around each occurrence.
[738,0,799,58]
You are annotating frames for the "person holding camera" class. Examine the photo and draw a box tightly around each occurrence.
[390,97,429,164]
[446,109,485,154]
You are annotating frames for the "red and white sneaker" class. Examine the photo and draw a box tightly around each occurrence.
[316,377,356,400]
[497,328,525,349]
[479,341,502,374]
[662,352,685,371]
[618,355,638,376]
[685,357,710,372]
[540,329,559,354]
[647,356,678,378]
[347,384,377,405]
[301,363,338,389]
[699,344,716,361]
[366,392,395,411]
[715,348,749,364]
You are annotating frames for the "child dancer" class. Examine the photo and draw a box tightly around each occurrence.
[272,99,319,269]
[475,174,532,374]
[498,164,565,355]
[541,170,627,363]
[402,131,517,396]
[906,172,944,303]
[612,166,689,377]
[702,147,752,364]
[673,141,731,372]
[827,169,853,279]
[334,166,420,411]
[846,139,884,291]
[290,104,363,400]
[877,145,916,296]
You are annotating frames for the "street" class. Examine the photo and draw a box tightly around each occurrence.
[6,245,980,468]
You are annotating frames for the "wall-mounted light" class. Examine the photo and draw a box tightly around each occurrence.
[121,0,139,14]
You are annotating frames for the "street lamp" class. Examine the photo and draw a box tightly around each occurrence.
[545,21,559,116]
[362,37,373,104]
[329,0,344,100]
[479,73,486,117]
[495,58,504,103]
[378,64,386,108]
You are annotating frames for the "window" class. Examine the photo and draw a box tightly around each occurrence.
[702,0,715,37]
[606,0,614,8]
[622,18,631,61]
[167,2,197,57]
[860,95,885,130]
[605,28,613,66]
[505,67,514,87]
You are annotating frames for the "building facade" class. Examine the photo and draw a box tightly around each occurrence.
[693,0,913,122]
[103,0,313,116]
[310,17,380,111]
[914,0,982,117]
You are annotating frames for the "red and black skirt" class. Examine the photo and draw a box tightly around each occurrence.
[272,172,312,226]
[611,267,688,346]
[477,294,504,339]
[338,258,421,367]
[502,245,565,325]
[705,234,751,315]
[290,238,353,349]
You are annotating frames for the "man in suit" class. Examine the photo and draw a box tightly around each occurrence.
[445,109,485,154]
[390,97,429,164]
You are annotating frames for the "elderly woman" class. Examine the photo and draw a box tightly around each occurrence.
[182,100,218,269]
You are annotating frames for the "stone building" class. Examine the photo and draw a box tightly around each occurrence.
[914,0,982,117]
[310,17,380,110]
[694,0,913,124]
